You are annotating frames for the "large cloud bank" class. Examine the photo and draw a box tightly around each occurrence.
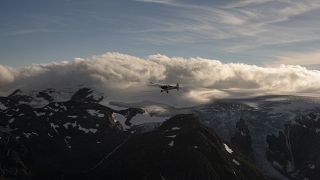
[1,52,320,104]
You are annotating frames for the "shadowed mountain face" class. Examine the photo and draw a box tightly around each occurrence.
[83,114,266,180]
[0,88,267,180]
[266,112,320,180]
[194,96,320,180]
[231,118,254,161]
[2,88,320,180]
[0,88,128,179]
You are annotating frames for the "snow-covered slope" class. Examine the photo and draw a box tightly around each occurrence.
[0,88,267,180]
[193,95,320,180]
[112,95,320,180]
[1,87,319,180]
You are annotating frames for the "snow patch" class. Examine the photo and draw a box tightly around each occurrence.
[68,115,78,118]
[50,123,59,133]
[0,102,7,110]
[166,135,177,138]
[313,113,320,122]
[23,132,31,138]
[168,141,174,147]
[31,132,39,136]
[232,159,240,166]
[143,105,168,115]
[8,118,14,124]
[273,161,283,170]
[309,164,315,169]
[264,97,288,102]
[63,121,98,133]
[48,133,53,138]
[223,143,233,154]
[78,126,98,133]
[64,136,72,149]
[130,113,167,126]
[28,97,49,108]
[34,111,45,116]
[87,109,105,118]
[160,173,166,180]
[240,131,246,136]
[243,102,259,109]
[60,105,67,111]
[22,132,38,138]
[112,113,129,129]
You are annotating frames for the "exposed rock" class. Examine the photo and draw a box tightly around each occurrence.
[231,118,254,161]
[267,112,320,180]
[83,114,267,180]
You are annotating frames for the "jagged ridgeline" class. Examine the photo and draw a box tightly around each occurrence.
[1,88,320,180]
[0,88,266,180]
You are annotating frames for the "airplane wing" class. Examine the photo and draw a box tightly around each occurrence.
[149,82,164,87]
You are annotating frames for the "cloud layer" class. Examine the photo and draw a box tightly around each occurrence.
[135,0,320,51]
[1,52,320,104]
[275,50,320,65]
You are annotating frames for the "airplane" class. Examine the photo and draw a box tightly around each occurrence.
[150,82,180,93]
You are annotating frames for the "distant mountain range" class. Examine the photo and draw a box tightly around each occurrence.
[1,88,319,180]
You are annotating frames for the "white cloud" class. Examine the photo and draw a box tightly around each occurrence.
[275,50,320,65]
[0,52,320,104]
[135,0,174,4]
[0,65,15,87]
[134,0,320,53]
[224,0,276,8]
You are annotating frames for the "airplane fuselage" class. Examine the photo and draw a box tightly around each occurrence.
[160,85,179,93]
[151,82,179,93]
[160,85,177,90]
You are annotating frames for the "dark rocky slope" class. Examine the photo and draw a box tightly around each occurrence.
[83,114,266,180]
[0,88,267,180]
[267,112,320,180]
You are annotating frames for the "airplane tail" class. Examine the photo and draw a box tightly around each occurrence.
[176,83,179,91]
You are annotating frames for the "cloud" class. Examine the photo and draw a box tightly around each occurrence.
[274,50,320,65]
[0,52,320,104]
[224,0,276,8]
[6,28,56,36]
[135,0,174,5]
[0,65,15,87]
[133,0,320,53]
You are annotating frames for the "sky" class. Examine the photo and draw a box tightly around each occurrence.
[1,0,320,67]
[1,0,320,104]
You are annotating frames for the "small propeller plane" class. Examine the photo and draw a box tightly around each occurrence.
[150,82,180,93]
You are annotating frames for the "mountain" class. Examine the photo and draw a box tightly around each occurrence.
[0,88,127,179]
[0,88,267,180]
[80,114,266,180]
[193,96,320,180]
[266,112,320,180]
[111,95,320,180]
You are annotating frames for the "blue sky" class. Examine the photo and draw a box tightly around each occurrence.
[1,0,320,67]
